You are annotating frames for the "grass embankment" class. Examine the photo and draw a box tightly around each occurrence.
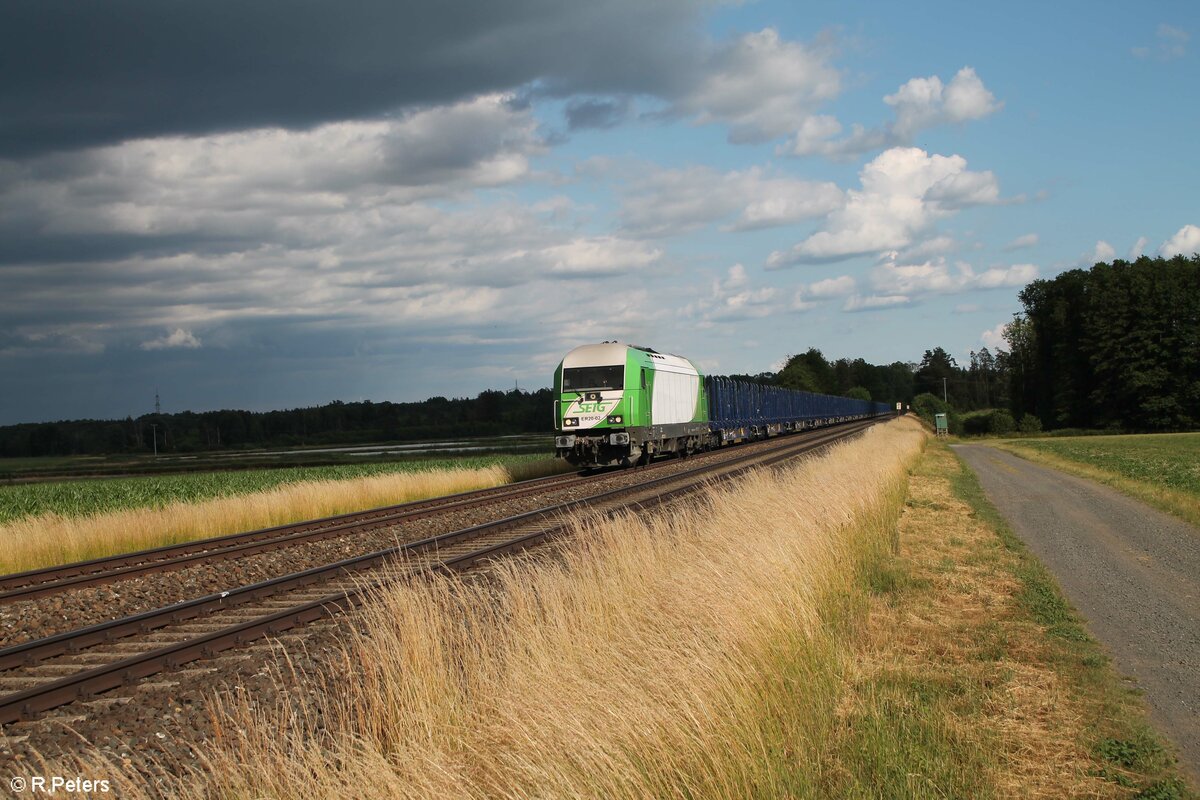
[0,457,568,575]
[992,433,1200,528]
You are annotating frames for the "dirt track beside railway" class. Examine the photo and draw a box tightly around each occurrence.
[954,444,1200,780]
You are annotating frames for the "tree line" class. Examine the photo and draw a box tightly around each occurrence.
[1005,254,1198,430]
[0,390,555,458]
[754,255,1198,436]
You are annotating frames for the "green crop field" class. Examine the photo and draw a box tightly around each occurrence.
[1002,433,1200,498]
[995,432,1200,528]
[0,454,550,524]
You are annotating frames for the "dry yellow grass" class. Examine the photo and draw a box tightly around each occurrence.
[83,417,926,798]
[0,466,516,575]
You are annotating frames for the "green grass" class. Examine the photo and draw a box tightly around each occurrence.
[0,454,553,524]
[1001,432,1200,497]
[822,667,994,799]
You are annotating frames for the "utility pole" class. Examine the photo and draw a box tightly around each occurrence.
[153,388,161,456]
[943,377,948,404]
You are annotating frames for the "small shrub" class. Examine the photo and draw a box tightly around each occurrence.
[1135,778,1187,800]
[1096,734,1163,771]
[1018,414,1042,433]
[988,410,1016,435]
[959,410,1017,437]
[960,411,992,436]
[911,393,961,434]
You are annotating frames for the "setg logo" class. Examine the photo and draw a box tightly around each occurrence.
[576,401,611,414]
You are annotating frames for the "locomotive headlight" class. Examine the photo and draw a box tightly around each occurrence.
[563,417,579,427]
[607,414,623,424]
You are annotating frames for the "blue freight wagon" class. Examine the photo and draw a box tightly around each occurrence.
[705,376,891,444]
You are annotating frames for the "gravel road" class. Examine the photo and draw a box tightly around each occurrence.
[954,444,1200,780]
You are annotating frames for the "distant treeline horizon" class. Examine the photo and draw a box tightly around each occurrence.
[0,353,923,457]
[3,254,1196,457]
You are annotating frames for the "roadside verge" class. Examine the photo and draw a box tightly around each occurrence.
[865,441,1194,796]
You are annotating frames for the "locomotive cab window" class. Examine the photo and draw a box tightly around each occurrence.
[562,365,624,391]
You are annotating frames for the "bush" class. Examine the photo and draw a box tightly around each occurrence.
[988,410,1016,435]
[846,386,872,401]
[960,411,992,436]
[911,393,960,434]
[957,409,1017,437]
[1017,414,1042,434]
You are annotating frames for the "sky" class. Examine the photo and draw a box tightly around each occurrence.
[1,0,1197,424]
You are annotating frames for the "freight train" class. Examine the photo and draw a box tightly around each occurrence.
[553,342,894,468]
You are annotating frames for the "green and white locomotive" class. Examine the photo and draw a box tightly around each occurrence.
[554,341,894,468]
[553,342,709,467]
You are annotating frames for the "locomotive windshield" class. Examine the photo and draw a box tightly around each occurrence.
[562,365,624,391]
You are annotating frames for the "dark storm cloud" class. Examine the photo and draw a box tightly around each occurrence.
[0,231,257,265]
[564,97,633,130]
[0,0,705,157]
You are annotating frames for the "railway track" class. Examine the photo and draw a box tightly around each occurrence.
[0,418,881,725]
[0,419,868,605]
[0,469,595,603]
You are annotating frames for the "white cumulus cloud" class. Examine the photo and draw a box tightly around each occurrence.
[843,294,912,312]
[980,322,1008,350]
[784,67,1002,158]
[537,237,662,277]
[684,263,783,326]
[1080,240,1117,266]
[141,328,202,351]
[886,67,1003,138]
[767,147,1000,266]
[1003,233,1039,251]
[676,28,841,144]
[1159,224,1200,257]
[807,275,857,298]
[869,257,1036,297]
[616,164,843,237]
